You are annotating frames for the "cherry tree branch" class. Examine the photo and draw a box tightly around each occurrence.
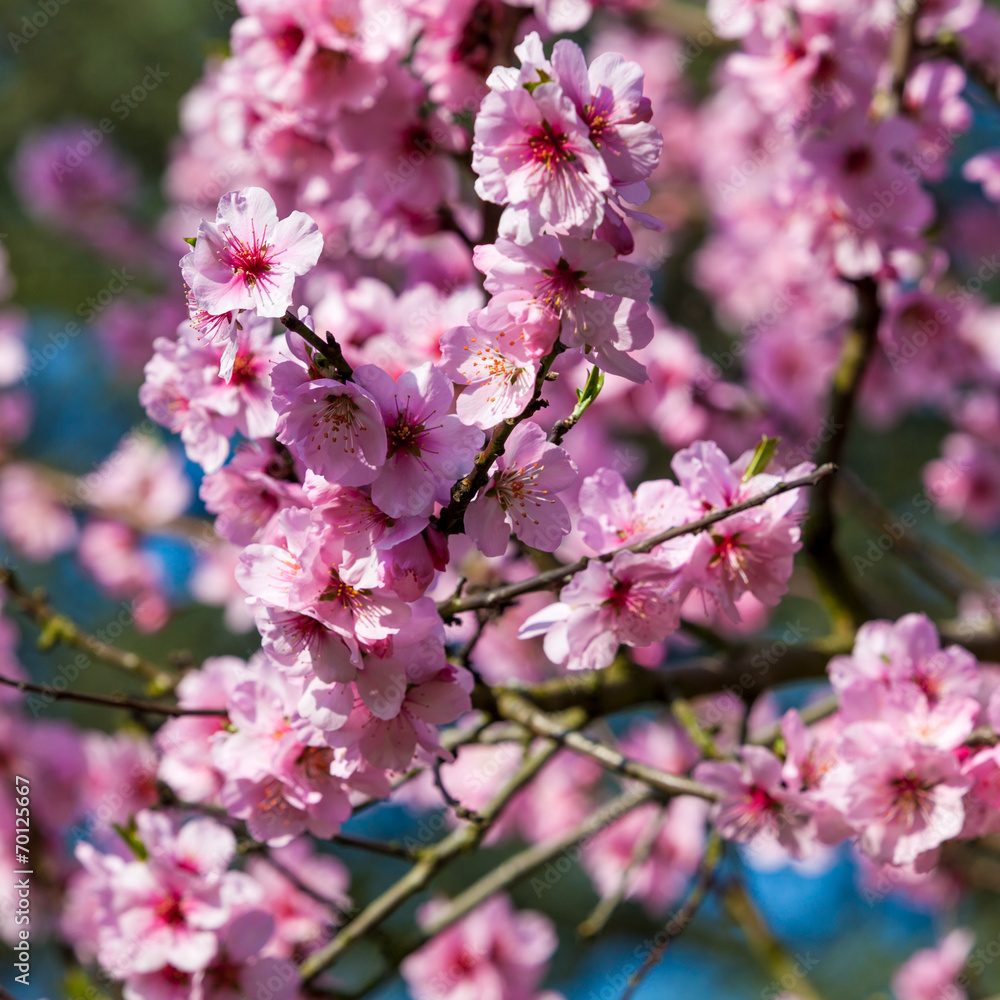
[281,310,354,381]
[0,673,224,717]
[803,277,881,632]
[436,342,565,535]
[490,690,720,801]
[421,786,654,940]
[578,803,669,938]
[439,464,834,619]
[723,879,826,1000]
[0,566,175,692]
[619,833,724,1000]
[299,739,563,983]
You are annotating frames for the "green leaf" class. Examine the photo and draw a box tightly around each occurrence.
[113,820,148,861]
[742,435,780,482]
[183,236,197,247]
[574,365,604,411]
[523,68,553,93]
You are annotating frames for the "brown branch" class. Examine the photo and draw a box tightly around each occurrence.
[803,277,881,632]
[299,739,562,983]
[420,785,654,939]
[0,566,175,692]
[579,803,669,938]
[0,673,224,717]
[439,464,834,618]
[619,833,724,1000]
[436,342,565,535]
[490,690,720,801]
[281,310,354,381]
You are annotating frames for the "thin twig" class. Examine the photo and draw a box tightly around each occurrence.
[331,832,418,862]
[421,786,655,940]
[281,310,354,381]
[0,673,224,717]
[439,464,834,618]
[579,803,668,938]
[0,566,175,691]
[619,833,724,1000]
[722,879,825,1000]
[436,342,565,535]
[491,690,720,802]
[299,740,562,983]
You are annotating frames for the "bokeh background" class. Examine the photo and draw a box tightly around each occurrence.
[3,1,1000,998]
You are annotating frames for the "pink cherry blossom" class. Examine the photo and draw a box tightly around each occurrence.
[353,362,484,517]
[465,421,577,556]
[520,551,688,671]
[401,894,558,1000]
[182,187,323,318]
[438,310,540,430]
[472,50,612,243]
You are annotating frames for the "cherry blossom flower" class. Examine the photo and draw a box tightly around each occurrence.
[401,894,558,1000]
[182,187,323,318]
[438,309,540,430]
[520,551,688,670]
[472,47,612,244]
[353,362,484,517]
[892,928,975,1000]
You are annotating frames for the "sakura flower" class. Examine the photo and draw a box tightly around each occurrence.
[438,310,539,430]
[237,507,410,644]
[275,377,387,485]
[834,736,970,867]
[520,551,688,671]
[550,40,661,186]
[694,745,815,858]
[0,463,78,561]
[576,466,697,555]
[474,234,653,379]
[199,441,303,546]
[92,812,255,977]
[672,440,809,621]
[465,421,577,556]
[892,928,974,1000]
[472,46,612,243]
[182,187,323,319]
[401,894,557,1000]
[324,663,473,772]
[353,362,483,518]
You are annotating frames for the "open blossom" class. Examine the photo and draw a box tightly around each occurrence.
[465,422,577,556]
[472,37,612,244]
[576,466,697,554]
[438,309,540,430]
[237,507,411,644]
[550,40,661,187]
[275,377,387,485]
[182,186,323,318]
[834,735,970,867]
[695,745,815,857]
[892,929,975,1000]
[673,441,809,621]
[353,362,483,517]
[474,234,653,379]
[401,894,558,1000]
[520,551,688,670]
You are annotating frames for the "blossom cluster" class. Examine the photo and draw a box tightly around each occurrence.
[10,0,1000,998]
